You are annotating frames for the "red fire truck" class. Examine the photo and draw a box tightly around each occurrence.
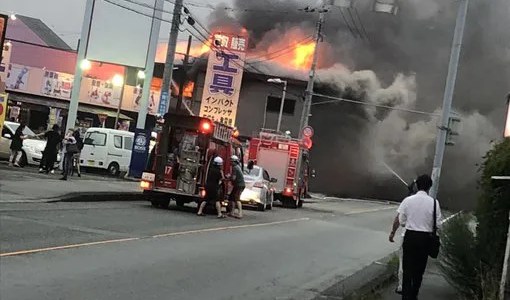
[247,130,310,208]
[141,114,242,208]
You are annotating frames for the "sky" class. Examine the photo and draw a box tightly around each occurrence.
[1,0,231,49]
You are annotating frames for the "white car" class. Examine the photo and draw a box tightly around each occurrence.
[0,121,60,166]
[240,165,277,211]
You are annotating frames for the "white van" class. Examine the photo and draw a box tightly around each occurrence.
[80,128,134,176]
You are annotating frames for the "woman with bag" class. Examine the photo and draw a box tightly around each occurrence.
[60,129,78,181]
[389,174,442,300]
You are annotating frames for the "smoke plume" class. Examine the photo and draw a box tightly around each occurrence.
[204,0,509,209]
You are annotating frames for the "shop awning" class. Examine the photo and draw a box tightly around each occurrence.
[78,104,133,121]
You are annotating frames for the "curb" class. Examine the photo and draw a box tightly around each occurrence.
[46,191,147,203]
[313,252,398,300]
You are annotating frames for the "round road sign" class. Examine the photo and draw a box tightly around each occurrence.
[302,126,314,138]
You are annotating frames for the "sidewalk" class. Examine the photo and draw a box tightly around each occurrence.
[380,260,457,299]
[0,164,140,203]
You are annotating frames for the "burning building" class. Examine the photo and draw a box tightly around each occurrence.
[179,0,510,210]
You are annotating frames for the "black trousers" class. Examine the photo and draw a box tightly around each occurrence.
[402,230,430,300]
[43,150,57,172]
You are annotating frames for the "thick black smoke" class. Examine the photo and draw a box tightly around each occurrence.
[205,0,509,209]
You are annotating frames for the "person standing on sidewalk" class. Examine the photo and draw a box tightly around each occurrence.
[228,155,245,219]
[72,129,83,177]
[36,124,62,174]
[60,129,78,181]
[9,124,27,167]
[389,174,442,300]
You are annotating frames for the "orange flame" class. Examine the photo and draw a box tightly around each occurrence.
[292,42,315,70]
[183,81,194,98]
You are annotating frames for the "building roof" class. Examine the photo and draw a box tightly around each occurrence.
[9,15,72,51]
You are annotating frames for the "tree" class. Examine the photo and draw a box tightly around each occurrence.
[440,138,510,299]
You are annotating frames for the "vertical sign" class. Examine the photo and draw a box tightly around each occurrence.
[0,14,8,93]
[158,91,168,116]
[129,129,151,178]
[0,93,7,135]
[0,41,11,84]
[199,32,247,127]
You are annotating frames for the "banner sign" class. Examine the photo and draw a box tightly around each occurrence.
[0,41,11,84]
[199,32,247,127]
[129,128,151,178]
[158,91,168,116]
[42,70,73,99]
[0,93,7,135]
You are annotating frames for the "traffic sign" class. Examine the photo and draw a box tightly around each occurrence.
[302,126,314,138]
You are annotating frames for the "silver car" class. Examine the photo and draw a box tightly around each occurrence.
[240,165,277,211]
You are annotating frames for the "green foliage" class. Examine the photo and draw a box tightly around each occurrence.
[439,138,510,299]
[439,213,480,299]
[476,138,510,271]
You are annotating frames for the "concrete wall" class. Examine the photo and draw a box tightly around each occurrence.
[193,71,306,137]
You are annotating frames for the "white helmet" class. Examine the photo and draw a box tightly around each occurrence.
[231,155,240,163]
[213,156,223,166]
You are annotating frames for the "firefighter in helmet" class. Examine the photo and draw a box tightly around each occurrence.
[197,156,225,218]
[228,155,245,219]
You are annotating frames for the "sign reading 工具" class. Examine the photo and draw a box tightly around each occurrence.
[199,32,247,127]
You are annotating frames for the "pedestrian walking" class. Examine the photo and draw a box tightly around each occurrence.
[36,124,62,174]
[72,129,83,177]
[228,155,245,219]
[197,156,225,218]
[60,129,78,181]
[389,174,442,300]
[393,179,417,295]
[9,123,28,167]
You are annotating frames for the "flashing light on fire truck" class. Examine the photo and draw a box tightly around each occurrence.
[200,120,213,134]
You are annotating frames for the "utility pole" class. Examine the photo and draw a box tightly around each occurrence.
[276,80,287,132]
[114,67,128,129]
[176,35,192,112]
[429,0,469,199]
[157,0,183,180]
[66,0,95,132]
[294,9,325,204]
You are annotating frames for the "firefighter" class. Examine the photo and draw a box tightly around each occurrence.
[197,156,225,218]
[228,155,245,219]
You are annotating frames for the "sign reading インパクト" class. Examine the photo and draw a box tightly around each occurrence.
[199,32,247,127]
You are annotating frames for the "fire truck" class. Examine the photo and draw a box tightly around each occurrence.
[247,130,310,208]
[141,114,242,208]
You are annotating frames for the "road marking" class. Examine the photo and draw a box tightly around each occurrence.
[151,218,310,238]
[0,237,140,257]
[344,206,396,215]
[0,218,310,257]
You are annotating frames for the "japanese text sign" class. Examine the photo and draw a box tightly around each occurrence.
[199,32,247,127]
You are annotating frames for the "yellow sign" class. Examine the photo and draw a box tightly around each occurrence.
[0,93,7,134]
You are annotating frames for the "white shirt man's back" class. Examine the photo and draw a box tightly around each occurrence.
[397,191,442,232]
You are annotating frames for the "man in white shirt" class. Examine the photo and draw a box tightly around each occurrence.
[389,175,442,300]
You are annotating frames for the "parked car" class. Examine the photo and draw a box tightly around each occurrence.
[0,121,60,167]
[80,128,134,176]
[240,164,277,211]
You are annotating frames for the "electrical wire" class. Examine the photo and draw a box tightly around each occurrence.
[338,7,358,38]
[311,93,441,117]
[353,7,370,41]
[347,7,364,39]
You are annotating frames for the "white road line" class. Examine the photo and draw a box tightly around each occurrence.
[0,218,310,257]
[344,206,396,215]
[151,218,310,238]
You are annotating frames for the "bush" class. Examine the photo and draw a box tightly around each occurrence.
[439,213,480,299]
[439,138,510,299]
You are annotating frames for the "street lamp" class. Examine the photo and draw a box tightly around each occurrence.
[505,94,510,138]
[80,59,92,71]
[137,70,146,80]
[267,78,288,132]
[113,73,126,129]
[373,0,399,15]
[9,13,16,21]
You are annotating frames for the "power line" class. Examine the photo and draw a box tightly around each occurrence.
[338,7,358,38]
[311,93,440,117]
[353,7,370,41]
[347,7,364,39]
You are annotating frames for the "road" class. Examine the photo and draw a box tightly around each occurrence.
[0,199,397,300]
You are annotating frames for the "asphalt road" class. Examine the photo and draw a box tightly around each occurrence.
[0,200,397,300]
